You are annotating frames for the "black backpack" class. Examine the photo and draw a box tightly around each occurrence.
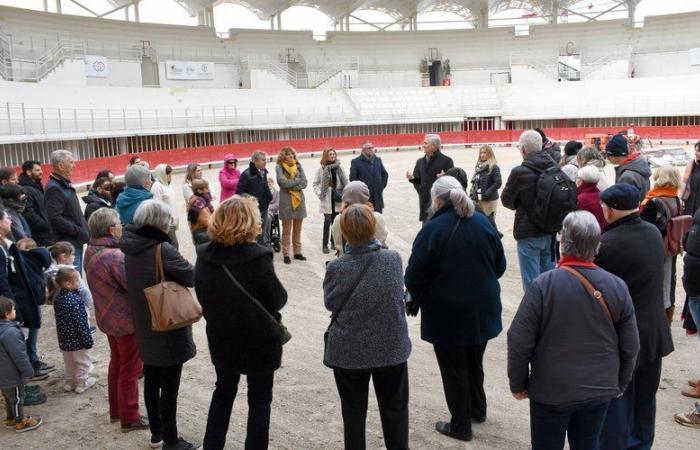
[522,158,578,233]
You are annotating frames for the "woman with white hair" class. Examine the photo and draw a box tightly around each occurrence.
[508,210,639,450]
[576,165,606,231]
[405,176,506,443]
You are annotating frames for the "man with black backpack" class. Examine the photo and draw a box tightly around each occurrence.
[501,130,578,291]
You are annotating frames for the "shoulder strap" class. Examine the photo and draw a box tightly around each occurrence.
[560,266,613,325]
[328,255,374,328]
[221,265,278,325]
[154,244,164,283]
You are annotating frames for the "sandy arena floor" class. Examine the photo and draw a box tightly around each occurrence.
[3,146,698,449]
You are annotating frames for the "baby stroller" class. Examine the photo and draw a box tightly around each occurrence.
[267,211,281,253]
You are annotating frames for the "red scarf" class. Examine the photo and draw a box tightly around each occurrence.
[557,255,597,269]
[622,151,640,165]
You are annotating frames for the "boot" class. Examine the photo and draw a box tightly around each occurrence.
[665,306,675,326]
[682,386,700,399]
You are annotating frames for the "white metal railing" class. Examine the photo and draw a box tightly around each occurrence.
[0,31,11,81]
[244,54,304,88]
[245,54,360,89]
[1,38,85,82]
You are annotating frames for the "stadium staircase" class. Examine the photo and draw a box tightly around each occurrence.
[0,31,85,83]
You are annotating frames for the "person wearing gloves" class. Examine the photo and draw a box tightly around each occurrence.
[150,164,179,249]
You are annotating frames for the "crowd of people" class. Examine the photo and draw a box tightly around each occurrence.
[0,131,699,450]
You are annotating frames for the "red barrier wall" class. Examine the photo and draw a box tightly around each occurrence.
[29,126,700,184]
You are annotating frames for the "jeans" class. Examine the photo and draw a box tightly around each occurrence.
[433,343,488,435]
[322,213,338,249]
[333,362,409,450]
[530,399,610,450]
[259,209,270,246]
[107,334,143,425]
[144,364,183,445]
[516,235,555,292]
[74,244,83,275]
[203,367,274,450]
[599,358,662,450]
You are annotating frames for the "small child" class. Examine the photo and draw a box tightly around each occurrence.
[53,267,95,393]
[0,297,43,432]
[46,242,93,326]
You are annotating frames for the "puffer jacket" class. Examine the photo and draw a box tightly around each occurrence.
[615,153,652,201]
[683,208,700,297]
[501,150,557,240]
[82,190,113,222]
[0,320,34,389]
[219,154,241,202]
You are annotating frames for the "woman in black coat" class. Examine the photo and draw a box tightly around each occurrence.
[469,145,502,227]
[195,195,287,450]
[119,200,198,450]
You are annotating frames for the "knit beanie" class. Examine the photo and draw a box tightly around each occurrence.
[342,181,370,205]
[124,164,151,187]
[605,134,629,157]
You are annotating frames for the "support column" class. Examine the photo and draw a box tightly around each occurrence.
[345,15,350,32]
[550,0,560,24]
[276,13,282,30]
[43,0,49,12]
[627,0,636,26]
[134,0,140,23]
[270,17,275,30]
[476,0,488,29]
[56,0,62,14]
[124,5,129,21]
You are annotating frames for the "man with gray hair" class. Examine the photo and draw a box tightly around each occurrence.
[237,150,273,245]
[508,210,639,450]
[116,164,154,226]
[349,141,389,213]
[44,149,89,270]
[502,130,564,291]
[406,134,454,222]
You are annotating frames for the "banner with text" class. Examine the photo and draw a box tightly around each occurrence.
[85,55,108,78]
[165,61,215,80]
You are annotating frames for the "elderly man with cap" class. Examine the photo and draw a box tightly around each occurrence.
[595,183,674,450]
[116,164,154,226]
[331,181,388,256]
[605,133,651,201]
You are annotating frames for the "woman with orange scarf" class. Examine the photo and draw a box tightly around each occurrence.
[275,147,308,264]
[640,165,683,324]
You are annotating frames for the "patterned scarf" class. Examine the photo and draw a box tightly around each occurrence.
[470,161,489,200]
[282,161,302,210]
[319,161,347,201]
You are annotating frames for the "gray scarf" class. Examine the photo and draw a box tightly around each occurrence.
[319,161,347,201]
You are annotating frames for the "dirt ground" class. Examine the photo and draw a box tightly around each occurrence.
[3,146,698,449]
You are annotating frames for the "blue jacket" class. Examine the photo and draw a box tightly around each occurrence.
[349,154,389,212]
[0,241,42,329]
[116,186,153,225]
[405,205,506,345]
[0,320,34,389]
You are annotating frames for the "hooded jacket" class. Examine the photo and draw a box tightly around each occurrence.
[44,173,89,246]
[82,190,113,222]
[119,225,195,367]
[18,173,52,246]
[219,154,241,202]
[615,154,652,201]
[501,150,557,240]
[195,241,287,374]
[0,320,34,389]
[150,164,178,228]
[116,186,153,226]
[0,240,42,329]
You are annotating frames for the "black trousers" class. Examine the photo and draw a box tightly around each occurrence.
[322,213,338,249]
[333,362,409,450]
[433,343,488,435]
[203,366,275,450]
[143,364,183,445]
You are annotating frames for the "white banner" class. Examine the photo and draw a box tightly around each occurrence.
[85,55,108,78]
[691,48,700,66]
[165,61,215,80]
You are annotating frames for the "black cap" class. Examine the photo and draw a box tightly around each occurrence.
[605,134,629,157]
[600,183,640,210]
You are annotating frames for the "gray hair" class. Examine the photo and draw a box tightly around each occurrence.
[425,134,442,150]
[576,165,601,184]
[577,147,605,169]
[519,130,543,155]
[361,141,373,149]
[88,207,120,239]
[124,164,151,187]
[430,176,475,218]
[133,200,173,232]
[251,151,267,161]
[560,210,601,261]
[50,149,73,168]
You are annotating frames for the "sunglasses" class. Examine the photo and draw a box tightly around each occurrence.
[227,160,237,165]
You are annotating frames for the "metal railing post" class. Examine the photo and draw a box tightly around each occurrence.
[155,109,159,128]
[73,108,78,132]
[138,109,143,129]
[123,109,127,130]
[5,103,11,134]
[21,104,27,134]
[107,109,111,131]
[170,109,174,128]
[40,108,45,134]
[58,108,62,132]
[90,109,94,131]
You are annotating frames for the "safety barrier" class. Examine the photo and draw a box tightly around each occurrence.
[28,125,700,185]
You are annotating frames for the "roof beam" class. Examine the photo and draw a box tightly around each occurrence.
[349,14,382,30]
[68,0,100,17]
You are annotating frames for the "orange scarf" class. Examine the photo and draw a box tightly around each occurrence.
[641,186,678,210]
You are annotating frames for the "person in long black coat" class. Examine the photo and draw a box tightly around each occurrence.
[406,134,454,222]
[18,162,53,247]
[237,152,273,246]
[195,196,287,450]
[349,141,389,213]
[119,200,198,450]
[594,184,674,450]
[405,176,506,442]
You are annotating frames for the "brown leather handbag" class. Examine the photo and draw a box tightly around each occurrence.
[143,244,202,331]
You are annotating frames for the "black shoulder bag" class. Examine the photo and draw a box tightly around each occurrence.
[222,265,291,345]
[323,255,374,367]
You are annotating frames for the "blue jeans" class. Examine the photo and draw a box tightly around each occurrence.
[530,399,611,450]
[517,235,555,292]
[599,358,662,450]
[74,244,84,275]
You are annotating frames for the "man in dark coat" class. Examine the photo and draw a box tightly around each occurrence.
[18,161,53,247]
[501,130,557,291]
[349,141,389,213]
[237,151,273,245]
[406,134,454,222]
[595,183,674,450]
[44,150,89,271]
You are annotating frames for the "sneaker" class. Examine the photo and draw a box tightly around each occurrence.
[33,360,56,372]
[682,386,700,398]
[30,370,50,382]
[163,438,201,450]
[322,246,330,254]
[689,379,700,388]
[435,421,472,442]
[293,254,307,261]
[25,384,40,395]
[23,390,47,406]
[121,416,150,432]
[283,256,291,264]
[90,325,97,334]
[74,376,97,394]
[149,434,163,449]
[674,406,700,429]
[15,415,42,433]
[4,418,15,429]
[63,382,75,392]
